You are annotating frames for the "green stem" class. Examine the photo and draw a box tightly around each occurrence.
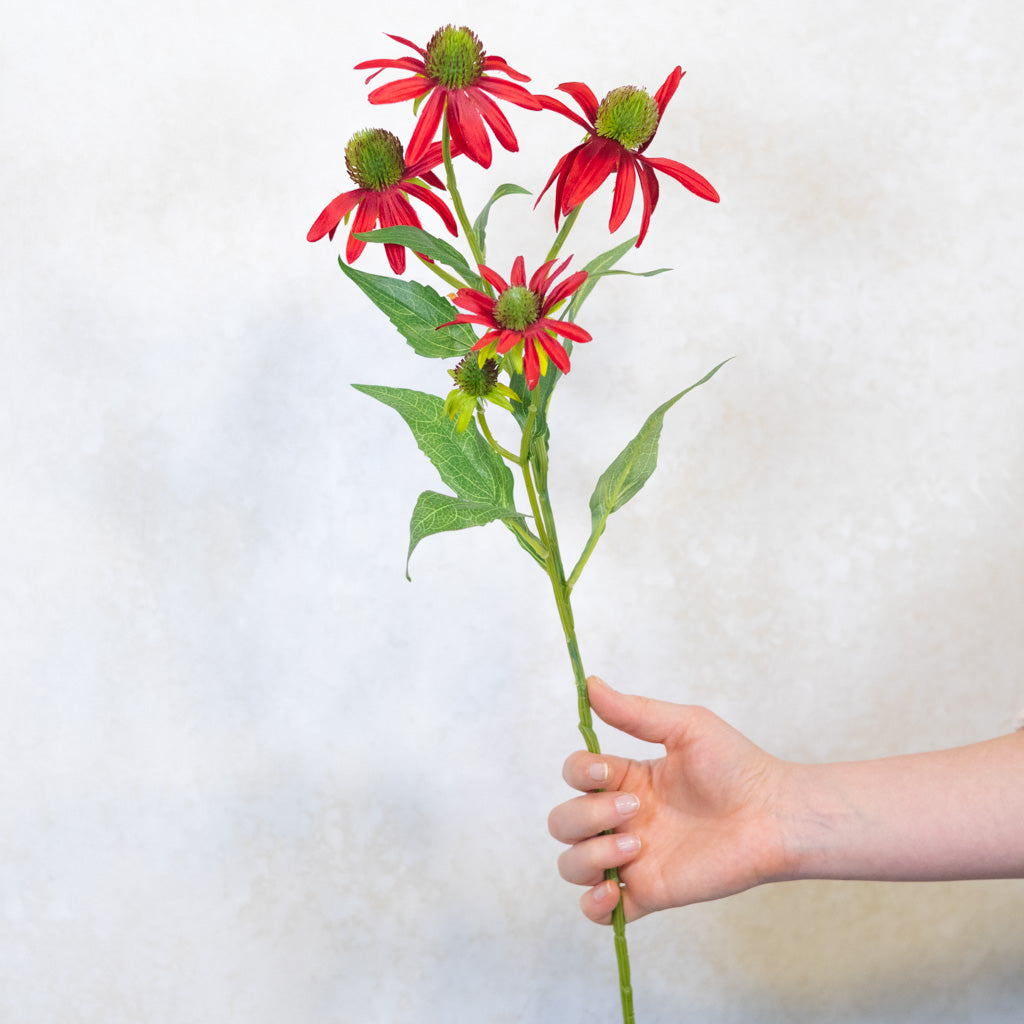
[441,118,488,278]
[476,408,521,465]
[529,438,635,1024]
[544,204,583,264]
[415,252,467,291]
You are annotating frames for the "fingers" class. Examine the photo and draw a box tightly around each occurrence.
[548,789,640,844]
[557,828,641,885]
[587,675,687,745]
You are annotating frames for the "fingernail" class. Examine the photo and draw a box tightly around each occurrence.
[615,794,639,815]
[594,879,617,903]
[616,833,641,854]
[588,761,609,783]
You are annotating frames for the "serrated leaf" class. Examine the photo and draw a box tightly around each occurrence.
[354,225,484,288]
[472,183,531,257]
[352,385,516,507]
[578,359,731,566]
[338,260,475,359]
[406,490,523,579]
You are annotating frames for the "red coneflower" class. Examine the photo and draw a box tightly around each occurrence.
[440,256,592,390]
[306,128,457,275]
[356,26,542,169]
[538,67,719,246]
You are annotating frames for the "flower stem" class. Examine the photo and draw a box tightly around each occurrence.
[544,204,583,264]
[441,117,488,281]
[526,421,635,1024]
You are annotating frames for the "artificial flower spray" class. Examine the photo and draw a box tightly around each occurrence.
[308,25,726,1022]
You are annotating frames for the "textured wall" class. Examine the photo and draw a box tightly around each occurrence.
[4,1,1023,1021]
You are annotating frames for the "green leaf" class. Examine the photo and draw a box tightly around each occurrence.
[472,183,531,258]
[566,234,642,320]
[353,226,484,289]
[580,359,732,562]
[352,385,516,508]
[338,260,475,359]
[406,490,523,579]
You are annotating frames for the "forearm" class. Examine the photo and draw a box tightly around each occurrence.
[780,731,1024,883]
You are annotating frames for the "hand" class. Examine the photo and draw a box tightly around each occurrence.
[548,677,793,923]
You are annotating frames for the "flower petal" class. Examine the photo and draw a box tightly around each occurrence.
[478,263,510,293]
[307,189,363,243]
[522,340,541,390]
[560,137,621,215]
[510,255,526,287]
[636,161,660,245]
[475,76,542,110]
[447,90,492,168]
[403,181,458,235]
[482,54,532,82]
[556,81,600,124]
[368,76,434,104]
[470,88,520,153]
[543,269,588,310]
[652,67,684,120]
[541,318,592,345]
[536,93,594,134]
[609,154,638,232]
[642,155,720,203]
[406,89,445,166]
[535,332,572,374]
[344,195,380,263]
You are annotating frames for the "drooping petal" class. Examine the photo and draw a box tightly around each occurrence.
[534,146,580,227]
[482,54,532,82]
[367,76,434,104]
[522,339,541,390]
[354,55,425,79]
[402,181,458,236]
[405,88,446,166]
[609,154,638,232]
[560,137,621,215]
[307,189,363,243]
[556,81,600,124]
[635,160,660,246]
[344,195,380,263]
[446,90,492,167]
[471,88,521,153]
[641,155,720,202]
[535,93,594,134]
[474,76,542,110]
[496,329,523,355]
[535,332,572,374]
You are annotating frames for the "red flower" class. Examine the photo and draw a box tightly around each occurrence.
[537,67,719,246]
[306,129,457,276]
[356,26,542,169]
[440,256,592,390]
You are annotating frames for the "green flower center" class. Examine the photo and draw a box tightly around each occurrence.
[451,355,500,398]
[493,286,541,332]
[594,86,660,151]
[344,129,405,191]
[424,25,485,90]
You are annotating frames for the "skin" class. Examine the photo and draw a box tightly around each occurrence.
[549,676,1024,925]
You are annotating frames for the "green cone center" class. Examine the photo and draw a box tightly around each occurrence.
[493,286,541,332]
[345,129,405,191]
[452,356,500,398]
[424,25,485,90]
[595,86,660,151]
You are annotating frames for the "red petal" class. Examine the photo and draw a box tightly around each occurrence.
[368,76,433,104]
[543,270,588,310]
[344,196,379,263]
[496,330,523,355]
[510,256,526,287]
[450,289,495,316]
[536,94,594,134]
[471,88,520,153]
[534,147,578,227]
[528,258,557,292]
[475,76,542,110]
[354,56,425,76]
[383,33,427,56]
[541,319,592,345]
[642,155,720,203]
[447,91,492,168]
[403,181,458,235]
[535,332,572,373]
[557,81,600,124]
[609,155,638,232]
[406,89,445,165]
[561,138,620,215]
[479,263,510,293]
[482,55,532,82]
[636,162,660,245]
[522,341,540,389]
[653,67,684,119]
[307,189,362,243]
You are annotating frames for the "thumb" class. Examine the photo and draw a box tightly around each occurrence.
[587,676,688,746]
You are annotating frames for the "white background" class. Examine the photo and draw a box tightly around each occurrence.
[4,1,1024,1021]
